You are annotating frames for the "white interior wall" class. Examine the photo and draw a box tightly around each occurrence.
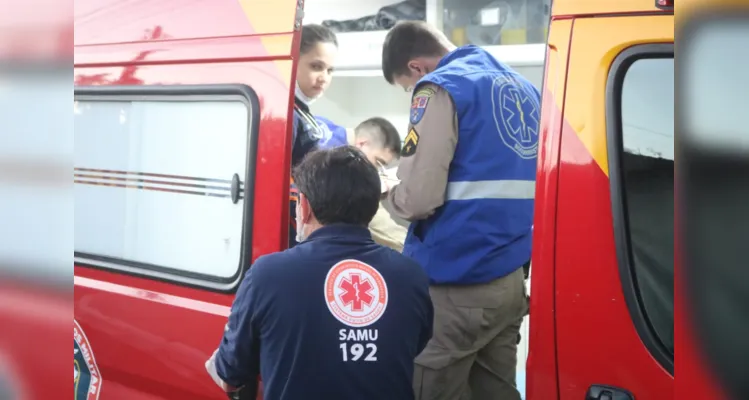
[303,0,400,25]
[311,66,544,142]
[311,76,412,139]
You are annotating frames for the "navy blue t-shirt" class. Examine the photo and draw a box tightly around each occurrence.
[216,224,433,400]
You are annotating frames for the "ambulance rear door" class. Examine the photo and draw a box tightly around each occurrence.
[552,1,674,399]
[73,0,303,398]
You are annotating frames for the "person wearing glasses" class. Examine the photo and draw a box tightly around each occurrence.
[314,116,409,252]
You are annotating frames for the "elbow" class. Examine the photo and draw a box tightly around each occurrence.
[395,200,439,222]
[388,189,439,222]
[216,345,255,388]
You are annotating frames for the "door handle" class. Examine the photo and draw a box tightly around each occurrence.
[230,173,241,204]
[585,385,634,400]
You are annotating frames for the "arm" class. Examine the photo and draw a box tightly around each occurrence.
[368,203,407,252]
[387,84,459,221]
[417,275,434,354]
[213,266,263,389]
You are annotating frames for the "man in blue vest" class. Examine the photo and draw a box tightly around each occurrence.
[380,21,539,400]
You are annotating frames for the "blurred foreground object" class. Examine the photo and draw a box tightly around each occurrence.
[678,1,749,399]
[0,0,73,398]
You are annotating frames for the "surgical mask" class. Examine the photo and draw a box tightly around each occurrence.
[295,195,306,243]
[295,81,318,105]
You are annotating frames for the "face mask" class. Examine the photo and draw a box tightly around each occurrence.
[295,195,306,243]
[295,81,318,105]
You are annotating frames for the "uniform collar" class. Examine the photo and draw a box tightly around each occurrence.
[294,96,311,113]
[437,45,482,69]
[306,223,372,241]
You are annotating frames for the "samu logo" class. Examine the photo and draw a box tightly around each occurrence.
[491,76,541,159]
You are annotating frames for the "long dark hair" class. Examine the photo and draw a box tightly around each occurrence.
[300,24,338,55]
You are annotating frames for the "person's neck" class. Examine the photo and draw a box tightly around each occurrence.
[301,220,324,238]
[441,43,457,53]
[295,82,317,105]
[433,46,455,67]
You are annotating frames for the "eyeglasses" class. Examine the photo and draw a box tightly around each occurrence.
[376,160,388,176]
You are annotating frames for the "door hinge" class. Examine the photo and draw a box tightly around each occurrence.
[294,0,304,31]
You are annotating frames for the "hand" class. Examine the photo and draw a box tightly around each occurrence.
[380,174,391,195]
[205,349,238,392]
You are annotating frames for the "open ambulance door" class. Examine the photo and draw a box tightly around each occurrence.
[73,0,303,398]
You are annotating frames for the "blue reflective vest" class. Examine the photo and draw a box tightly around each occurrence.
[403,45,540,285]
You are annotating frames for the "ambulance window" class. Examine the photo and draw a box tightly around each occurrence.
[607,45,674,372]
[74,87,257,289]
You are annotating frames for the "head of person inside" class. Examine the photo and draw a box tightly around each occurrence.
[381,21,456,92]
[296,24,338,104]
[352,117,402,168]
[292,146,381,242]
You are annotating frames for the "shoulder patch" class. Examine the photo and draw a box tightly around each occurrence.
[409,87,435,125]
[401,128,420,157]
[75,320,103,400]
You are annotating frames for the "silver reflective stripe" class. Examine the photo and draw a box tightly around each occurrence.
[446,180,535,201]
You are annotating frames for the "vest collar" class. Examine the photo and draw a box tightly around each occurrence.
[437,45,483,68]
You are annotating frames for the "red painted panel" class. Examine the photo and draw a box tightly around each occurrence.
[554,123,672,399]
[526,89,563,400]
[73,3,298,397]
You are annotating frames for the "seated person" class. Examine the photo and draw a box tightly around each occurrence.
[318,116,408,252]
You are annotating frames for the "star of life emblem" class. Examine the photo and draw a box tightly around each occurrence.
[324,259,389,328]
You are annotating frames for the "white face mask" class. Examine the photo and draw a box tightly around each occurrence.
[295,194,306,243]
[295,81,318,105]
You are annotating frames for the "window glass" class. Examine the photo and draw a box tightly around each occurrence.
[619,57,674,354]
[438,0,551,46]
[74,99,250,279]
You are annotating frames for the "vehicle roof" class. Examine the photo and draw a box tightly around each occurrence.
[74,0,295,46]
[552,0,668,17]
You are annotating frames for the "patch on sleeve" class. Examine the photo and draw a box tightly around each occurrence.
[75,320,103,400]
[401,128,420,157]
[409,87,435,125]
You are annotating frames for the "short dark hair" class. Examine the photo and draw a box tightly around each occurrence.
[300,24,338,55]
[292,146,381,226]
[355,117,402,157]
[382,21,446,84]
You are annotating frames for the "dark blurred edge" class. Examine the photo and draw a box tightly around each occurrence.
[0,260,72,292]
[677,11,749,400]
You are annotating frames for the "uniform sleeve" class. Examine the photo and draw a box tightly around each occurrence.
[368,203,407,252]
[215,265,263,388]
[291,111,299,148]
[417,271,434,353]
[387,83,458,221]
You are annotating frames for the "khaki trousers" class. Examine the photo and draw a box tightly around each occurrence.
[414,268,528,400]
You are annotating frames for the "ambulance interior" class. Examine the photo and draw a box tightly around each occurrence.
[303,0,550,394]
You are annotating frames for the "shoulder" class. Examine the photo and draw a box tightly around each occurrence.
[409,83,455,126]
[412,82,454,106]
[247,249,302,280]
[412,83,444,99]
[377,249,429,283]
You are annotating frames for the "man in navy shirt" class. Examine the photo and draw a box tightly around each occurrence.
[207,146,434,400]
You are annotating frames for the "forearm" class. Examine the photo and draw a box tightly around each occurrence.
[369,204,407,251]
[388,84,458,221]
